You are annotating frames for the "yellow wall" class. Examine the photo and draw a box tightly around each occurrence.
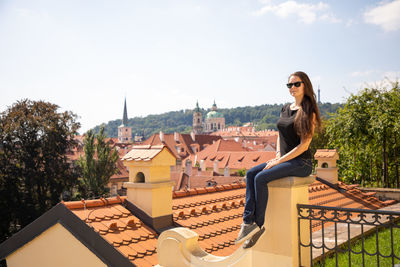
[126,182,173,218]
[151,147,176,167]
[7,223,106,267]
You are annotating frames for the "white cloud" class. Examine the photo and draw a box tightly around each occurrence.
[351,70,400,89]
[350,70,378,77]
[364,0,400,32]
[252,1,338,24]
[320,13,341,24]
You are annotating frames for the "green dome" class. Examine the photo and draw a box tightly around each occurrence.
[206,110,224,119]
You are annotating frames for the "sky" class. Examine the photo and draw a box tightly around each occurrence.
[1,0,399,133]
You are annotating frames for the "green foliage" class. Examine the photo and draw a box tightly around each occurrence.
[326,81,400,187]
[237,168,247,177]
[77,127,119,199]
[0,99,80,243]
[310,118,331,171]
[93,103,342,139]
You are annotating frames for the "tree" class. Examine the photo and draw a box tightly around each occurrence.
[326,81,400,188]
[77,127,118,199]
[0,99,80,242]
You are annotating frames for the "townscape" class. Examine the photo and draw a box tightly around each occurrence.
[1,1,400,266]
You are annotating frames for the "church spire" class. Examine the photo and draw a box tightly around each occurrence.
[122,97,128,126]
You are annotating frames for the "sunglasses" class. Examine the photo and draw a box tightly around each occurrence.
[286,82,303,88]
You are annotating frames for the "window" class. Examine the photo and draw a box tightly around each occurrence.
[322,162,329,168]
[135,172,145,183]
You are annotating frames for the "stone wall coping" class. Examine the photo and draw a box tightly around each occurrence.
[268,175,315,188]
[357,187,400,193]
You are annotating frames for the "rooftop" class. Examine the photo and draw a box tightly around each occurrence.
[60,179,396,265]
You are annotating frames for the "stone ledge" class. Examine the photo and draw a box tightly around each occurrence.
[268,175,315,188]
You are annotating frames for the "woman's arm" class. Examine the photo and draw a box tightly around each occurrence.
[265,113,316,169]
[275,135,281,158]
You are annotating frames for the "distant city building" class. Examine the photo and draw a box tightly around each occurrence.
[211,123,278,151]
[118,98,132,143]
[142,131,221,160]
[204,101,225,133]
[192,101,203,134]
[318,85,321,104]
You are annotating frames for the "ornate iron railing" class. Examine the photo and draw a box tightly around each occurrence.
[297,204,400,267]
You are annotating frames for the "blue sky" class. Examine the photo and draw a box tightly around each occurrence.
[1,0,399,133]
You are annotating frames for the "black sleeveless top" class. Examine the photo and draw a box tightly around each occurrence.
[277,103,311,160]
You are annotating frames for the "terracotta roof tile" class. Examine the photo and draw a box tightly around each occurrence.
[142,133,221,159]
[64,196,157,266]
[122,145,166,161]
[314,149,339,159]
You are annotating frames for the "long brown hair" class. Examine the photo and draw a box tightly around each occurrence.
[289,71,321,139]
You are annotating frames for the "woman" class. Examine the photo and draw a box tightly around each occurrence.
[235,71,321,248]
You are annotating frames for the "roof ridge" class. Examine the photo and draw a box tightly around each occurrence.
[62,196,126,209]
[173,182,246,198]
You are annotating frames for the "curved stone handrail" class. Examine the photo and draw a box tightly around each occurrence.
[157,227,251,267]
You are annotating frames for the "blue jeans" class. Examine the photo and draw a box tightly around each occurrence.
[243,157,312,227]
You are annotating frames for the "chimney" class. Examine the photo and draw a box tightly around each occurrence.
[224,166,230,177]
[185,160,192,176]
[200,160,206,171]
[190,131,195,141]
[314,149,339,184]
[159,131,164,143]
[174,132,179,142]
[122,145,176,231]
[213,160,219,173]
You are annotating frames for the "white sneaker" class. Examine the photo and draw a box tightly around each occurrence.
[235,223,259,244]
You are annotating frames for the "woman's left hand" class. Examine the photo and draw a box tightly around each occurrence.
[264,158,280,170]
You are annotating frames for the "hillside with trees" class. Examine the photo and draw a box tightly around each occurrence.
[93,102,342,139]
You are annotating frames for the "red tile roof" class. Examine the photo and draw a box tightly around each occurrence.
[122,145,168,162]
[183,140,276,170]
[110,157,129,180]
[64,197,158,267]
[314,149,338,159]
[62,178,397,265]
[142,133,221,159]
[211,127,278,138]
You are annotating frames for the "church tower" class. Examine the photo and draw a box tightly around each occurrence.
[204,100,225,133]
[118,98,132,143]
[192,101,203,134]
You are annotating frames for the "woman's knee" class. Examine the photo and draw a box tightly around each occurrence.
[246,168,258,179]
[254,172,268,187]
[246,163,266,178]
